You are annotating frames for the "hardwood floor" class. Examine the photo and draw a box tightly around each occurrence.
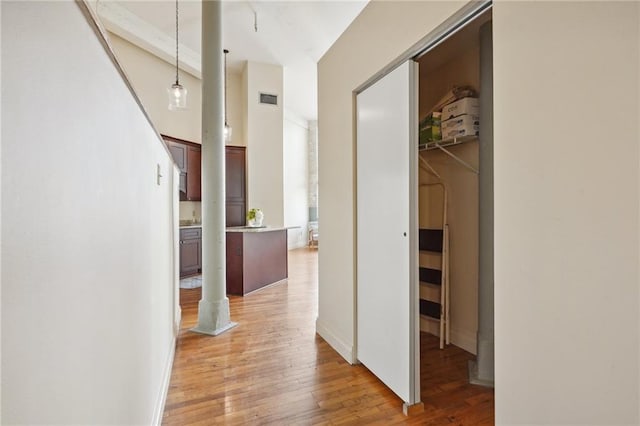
[163,248,494,425]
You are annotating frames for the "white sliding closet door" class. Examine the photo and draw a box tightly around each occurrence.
[356,60,419,405]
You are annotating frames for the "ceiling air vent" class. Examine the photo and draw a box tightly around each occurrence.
[259,93,278,106]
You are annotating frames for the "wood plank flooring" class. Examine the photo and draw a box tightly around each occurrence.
[163,248,494,425]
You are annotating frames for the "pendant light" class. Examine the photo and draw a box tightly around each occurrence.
[168,0,187,110]
[223,49,232,142]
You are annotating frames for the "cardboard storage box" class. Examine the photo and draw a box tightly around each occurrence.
[441,114,479,139]
[441,114,479,132]
[441,97,479,120]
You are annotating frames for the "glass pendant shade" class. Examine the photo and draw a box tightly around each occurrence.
[168,82,187,110]
[223,49,231,142]
[169,0,186,111]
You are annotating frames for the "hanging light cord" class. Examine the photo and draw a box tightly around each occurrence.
[175,0,179,85]
[224,49,229,125]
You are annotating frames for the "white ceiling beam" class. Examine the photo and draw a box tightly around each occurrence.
[95,1,203,79]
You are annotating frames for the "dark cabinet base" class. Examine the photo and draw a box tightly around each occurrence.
[226,230,288,295]
[180,228,202,278]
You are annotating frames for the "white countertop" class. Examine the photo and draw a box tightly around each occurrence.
[179,224,295,233]
[225,226,290,233]
[179,224,202,229]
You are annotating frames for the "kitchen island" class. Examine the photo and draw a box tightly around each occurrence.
[225,226,288,295]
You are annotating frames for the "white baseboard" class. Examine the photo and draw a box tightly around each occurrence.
[419,317,477,355]
[287,240,308,250]
[451,327,477,355]
[316,319,356,364]
[151,336,176,426]
[287,226,309,250]
[420,316,440,336]
[174,306,182,335]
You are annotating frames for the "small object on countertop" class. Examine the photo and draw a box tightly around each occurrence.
[247,208,264,227]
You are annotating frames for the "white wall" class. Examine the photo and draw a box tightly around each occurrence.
[318,1,639,424]
[284,110,309,249]
[2,2,177,424]
[493,2,639,424]
[109,37,307,234]
[0,1,3,419]
[243,61,284,227]
[108,33,244,224]
[107,33,245,147]
[179,200,202,223]
[317,0,467,364]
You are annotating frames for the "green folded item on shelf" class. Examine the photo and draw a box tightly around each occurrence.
[419,126,441,145]
[419,111,442,130]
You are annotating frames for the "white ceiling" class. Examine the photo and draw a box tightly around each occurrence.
[98,0,368,121]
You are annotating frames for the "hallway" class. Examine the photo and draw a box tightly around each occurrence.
[163,248,494,424]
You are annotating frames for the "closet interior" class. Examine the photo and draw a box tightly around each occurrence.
[416,9,491,357]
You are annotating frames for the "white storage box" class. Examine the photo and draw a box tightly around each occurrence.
[441,114,479,132]
[441,97,479,120]
[441,114,479,139]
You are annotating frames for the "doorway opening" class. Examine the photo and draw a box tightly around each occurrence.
[354,2,494,417]
[416,5,494,389]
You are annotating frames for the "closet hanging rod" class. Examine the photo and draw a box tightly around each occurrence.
[436,145,479,174]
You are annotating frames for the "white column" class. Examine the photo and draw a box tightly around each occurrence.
[192,0,237,336]
[469,20,494,386]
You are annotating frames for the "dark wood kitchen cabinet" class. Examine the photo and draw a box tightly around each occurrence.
[163,135,200,201]
[180,228,202,278]
[162,135,246,225]
[226,228,288,295]
[165,139,187,198]
[225,146,246,227]
[186,146,201,201]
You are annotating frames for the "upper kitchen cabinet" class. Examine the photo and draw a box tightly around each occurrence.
[186,146,201,201]
[226,146,246,227]
[162,136,246,225]
[163,135,201,202]
[164,138,188,199]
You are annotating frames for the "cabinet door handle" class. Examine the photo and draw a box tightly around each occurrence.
[180,240,183,245]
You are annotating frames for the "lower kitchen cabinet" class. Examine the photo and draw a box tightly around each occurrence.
[180,228,202,278]
[226,228,288,295]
